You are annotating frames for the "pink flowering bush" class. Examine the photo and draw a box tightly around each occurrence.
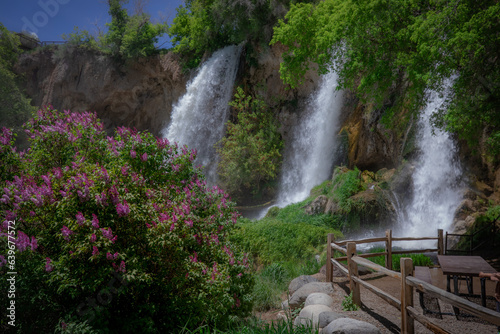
[0,107,252,332]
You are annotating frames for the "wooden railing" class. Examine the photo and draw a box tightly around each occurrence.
[326,230,500,334]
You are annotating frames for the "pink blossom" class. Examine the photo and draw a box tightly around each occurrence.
[92,246,99,257]
[76,212,85,226]
[45,258,53,272]
[91,214,99,229]
[101,227,117,243]
[90,233,96,243]
[0,255,6,267]
[16,231,31,251]
[61,226,74,242]
[189,251,198,263]
[30,236,38,251]
[130,150,137,158]
[185,219,193,228]
[140,153,148,161]
[116,201,130,217]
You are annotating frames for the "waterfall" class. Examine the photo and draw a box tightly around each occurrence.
[276,70,343,207]
[162,45,241,184]
[396,79,463,245]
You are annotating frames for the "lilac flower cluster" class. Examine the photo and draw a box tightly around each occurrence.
[0,107,252,326]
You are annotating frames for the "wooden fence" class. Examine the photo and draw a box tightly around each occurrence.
[326,229,500,334]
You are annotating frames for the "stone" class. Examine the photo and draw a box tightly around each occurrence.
[293,304,333,329]
[325,198,340,214]
[475,181,493,196]
[322,318,381,334]
[304,292,334,308]
[390,162,415,198]
[318,311,346,328]
[375,168,396,183]
[288,282,335,309]
[305,195,329,215]
[281,299,289,311]
[288,275,320,295]
[311,272,327,282]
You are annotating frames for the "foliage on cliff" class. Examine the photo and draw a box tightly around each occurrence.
[0,23,35,149]
[168,0,319,68]
[271,0,500,156]
[62,0,167,62]
[216,87,283,199]
[0,108,253,332]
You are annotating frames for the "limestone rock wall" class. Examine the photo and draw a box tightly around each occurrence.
[16,47,187,136]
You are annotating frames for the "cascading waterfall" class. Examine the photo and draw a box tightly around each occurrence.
[396,79,463,245]
[162,45,241,184]
[276,69,343,207]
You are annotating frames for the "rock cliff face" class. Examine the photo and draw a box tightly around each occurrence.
[16,45,500,238]
[16,47,187,136]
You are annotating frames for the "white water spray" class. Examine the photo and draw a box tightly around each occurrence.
[162,45,241,183]
[276,70,343,207]
[396,80,463,245]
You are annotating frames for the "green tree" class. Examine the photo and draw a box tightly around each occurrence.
[216,87,283,198]
[271,0,500,156]
[168,0,313,67]
[62,1,167,61]
[0,23,35,149]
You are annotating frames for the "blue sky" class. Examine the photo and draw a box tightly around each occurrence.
[0,0,184,48]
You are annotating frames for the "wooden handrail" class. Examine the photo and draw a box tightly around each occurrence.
[330,242,347,254]
[392,236,438,241]
[328,229,500,333]
[335,237,387,246]
[352,255,402,279]
[406,276,500,326]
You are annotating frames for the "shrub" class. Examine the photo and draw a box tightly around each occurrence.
[341,292,359,311]
[231,217,342,265]
[0,107,252,332]
[216,87,283,199]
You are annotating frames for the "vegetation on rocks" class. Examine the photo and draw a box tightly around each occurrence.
[216,87,283,201]
[271,0,500,158]
[0,23,35,149]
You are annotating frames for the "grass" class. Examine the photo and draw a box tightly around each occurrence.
[178,316,320,334]
[231,218,342,265]
[363,246,433,271]
[252,259,324,311]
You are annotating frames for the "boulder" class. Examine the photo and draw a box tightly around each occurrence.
[390,162,415,198]
[288,275,320,295]
[289,282,335,309]
[293,304,333,328]
[318,312,346,328]
[304,293,334,308]
[305,195,329,215]
[322,318,381,334]
[325,198,340,214]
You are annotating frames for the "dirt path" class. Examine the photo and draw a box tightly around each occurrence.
[257,271,499,334]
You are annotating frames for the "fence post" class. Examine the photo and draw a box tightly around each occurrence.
[444,231,448,255]
[385,229,393,270]
[346,242,361,306]
[327,233,335,282]
[437,229,444,255]
[401,257,414,334]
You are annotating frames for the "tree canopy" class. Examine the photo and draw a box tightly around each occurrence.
[271,0,500,155]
